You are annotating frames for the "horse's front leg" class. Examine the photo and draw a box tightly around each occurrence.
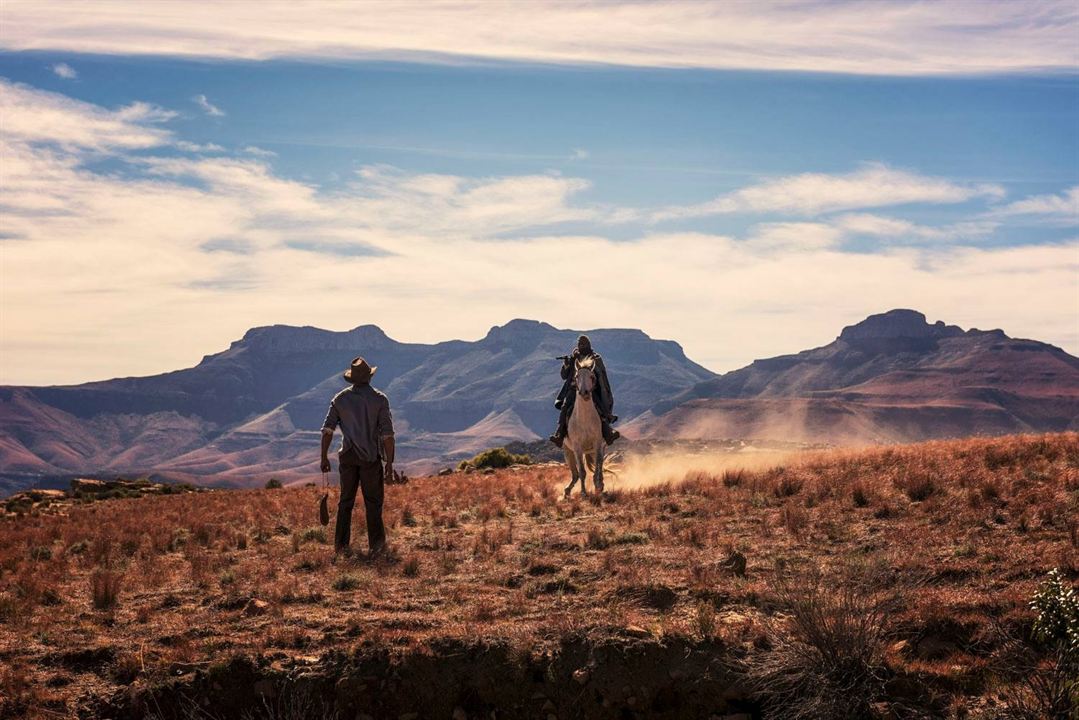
[593,445,605,494]
[563,446,579,499]
[578,451,589,496]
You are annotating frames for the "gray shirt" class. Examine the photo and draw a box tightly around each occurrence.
[322,383,394,462]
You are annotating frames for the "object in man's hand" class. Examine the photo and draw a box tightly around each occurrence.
[318,471,330,526]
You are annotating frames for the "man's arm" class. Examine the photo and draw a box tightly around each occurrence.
[320,431,333,473]
[377,397,395,481]
[320,401,339,473]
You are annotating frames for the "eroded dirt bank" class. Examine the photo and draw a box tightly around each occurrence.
[105,637,753,720]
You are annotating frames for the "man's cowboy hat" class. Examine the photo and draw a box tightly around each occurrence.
[343,356,377,383]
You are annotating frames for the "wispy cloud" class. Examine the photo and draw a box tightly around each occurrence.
[51,62,76,79]
[651,165,1006,221]
[3,1,1077,76]
[0,79,174,151]
[1,80,1076,384]
[192,93,225,117]
[991,186,1079,225]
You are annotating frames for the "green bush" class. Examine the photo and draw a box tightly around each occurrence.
[265,478,283,490]
[457,447,532,472]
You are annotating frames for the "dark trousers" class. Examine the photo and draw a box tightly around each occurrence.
[335,457,385,552]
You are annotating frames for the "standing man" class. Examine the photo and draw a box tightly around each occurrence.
[320,356,395,559]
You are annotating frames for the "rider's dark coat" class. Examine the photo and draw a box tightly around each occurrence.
[558,348,614,418]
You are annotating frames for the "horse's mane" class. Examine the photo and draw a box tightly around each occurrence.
[576,355,595,370]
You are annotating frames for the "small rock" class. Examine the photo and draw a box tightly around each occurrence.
[572,667,590,685]
[438,468,454,476]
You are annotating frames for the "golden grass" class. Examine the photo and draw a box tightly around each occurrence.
[0,432,1075,718]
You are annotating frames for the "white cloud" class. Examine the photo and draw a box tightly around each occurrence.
[176,141,226,153]
[1,81,1076,385]
[51,62,76,79]
[0,79,174,151]
[242,145,275,158]
[192,93,225,117]
[651,165,1006,221]
[2,1,1077,76]
[834,213,999,242]
[993,186,1079,224]
[570,148,589,160]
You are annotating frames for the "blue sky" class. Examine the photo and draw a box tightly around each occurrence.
[1,1,1077,384]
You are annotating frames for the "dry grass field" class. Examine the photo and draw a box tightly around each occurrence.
[1,433,1076,719]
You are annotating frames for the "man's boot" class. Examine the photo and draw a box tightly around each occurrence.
[549,416,568,448]
[602,419,620,445]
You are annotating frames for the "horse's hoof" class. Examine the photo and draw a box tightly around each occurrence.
[563,488,571,499]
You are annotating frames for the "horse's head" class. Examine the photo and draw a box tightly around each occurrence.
[575,356,596,402]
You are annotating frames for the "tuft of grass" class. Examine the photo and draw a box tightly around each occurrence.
[402,556,421,578]
[265,478,283,490]
[332,574,361,591]
[90,568,123,610]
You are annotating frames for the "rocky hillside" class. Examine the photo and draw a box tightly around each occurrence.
[630,309,1079,443]
[0,320,714,491]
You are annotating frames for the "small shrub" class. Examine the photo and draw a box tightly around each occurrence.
[300,527,328,545]
[585,527,610,550]
[742,566,899,720]
[28,545,52,561]
[613,532,648,546]
[332,574,361,591]
[90,568,123,610]
[696,601,717,638]
[458,447,532,471]
[851,482,871,508]
[265,478,283,490]
[722,469,745,487]
[897,472,938,502]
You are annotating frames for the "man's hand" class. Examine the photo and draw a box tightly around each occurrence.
[384,463,394,483]
[320,457,331,473]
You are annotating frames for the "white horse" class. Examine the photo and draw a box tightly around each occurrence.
[563,356,606,498]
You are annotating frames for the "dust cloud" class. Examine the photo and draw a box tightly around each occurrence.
[604,446,802,491]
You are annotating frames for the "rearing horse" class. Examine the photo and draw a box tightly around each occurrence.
[563,356,606,497]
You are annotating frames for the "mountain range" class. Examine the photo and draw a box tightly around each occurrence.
[1,309,1076,494]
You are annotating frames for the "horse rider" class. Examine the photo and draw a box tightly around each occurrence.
[549,334,621,448]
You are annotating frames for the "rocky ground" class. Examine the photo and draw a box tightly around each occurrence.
[0,433,1076,719]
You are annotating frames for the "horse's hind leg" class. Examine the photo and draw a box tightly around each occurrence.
[563,447,579,499]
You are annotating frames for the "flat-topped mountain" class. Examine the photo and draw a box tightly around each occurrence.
[2,310,1076,494]
[0,320,714,492]
[631,309,1079,443]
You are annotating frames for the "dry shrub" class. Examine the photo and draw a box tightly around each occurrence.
[90,567,123,610]
[781,503,809,538]
[743,565,900,720]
